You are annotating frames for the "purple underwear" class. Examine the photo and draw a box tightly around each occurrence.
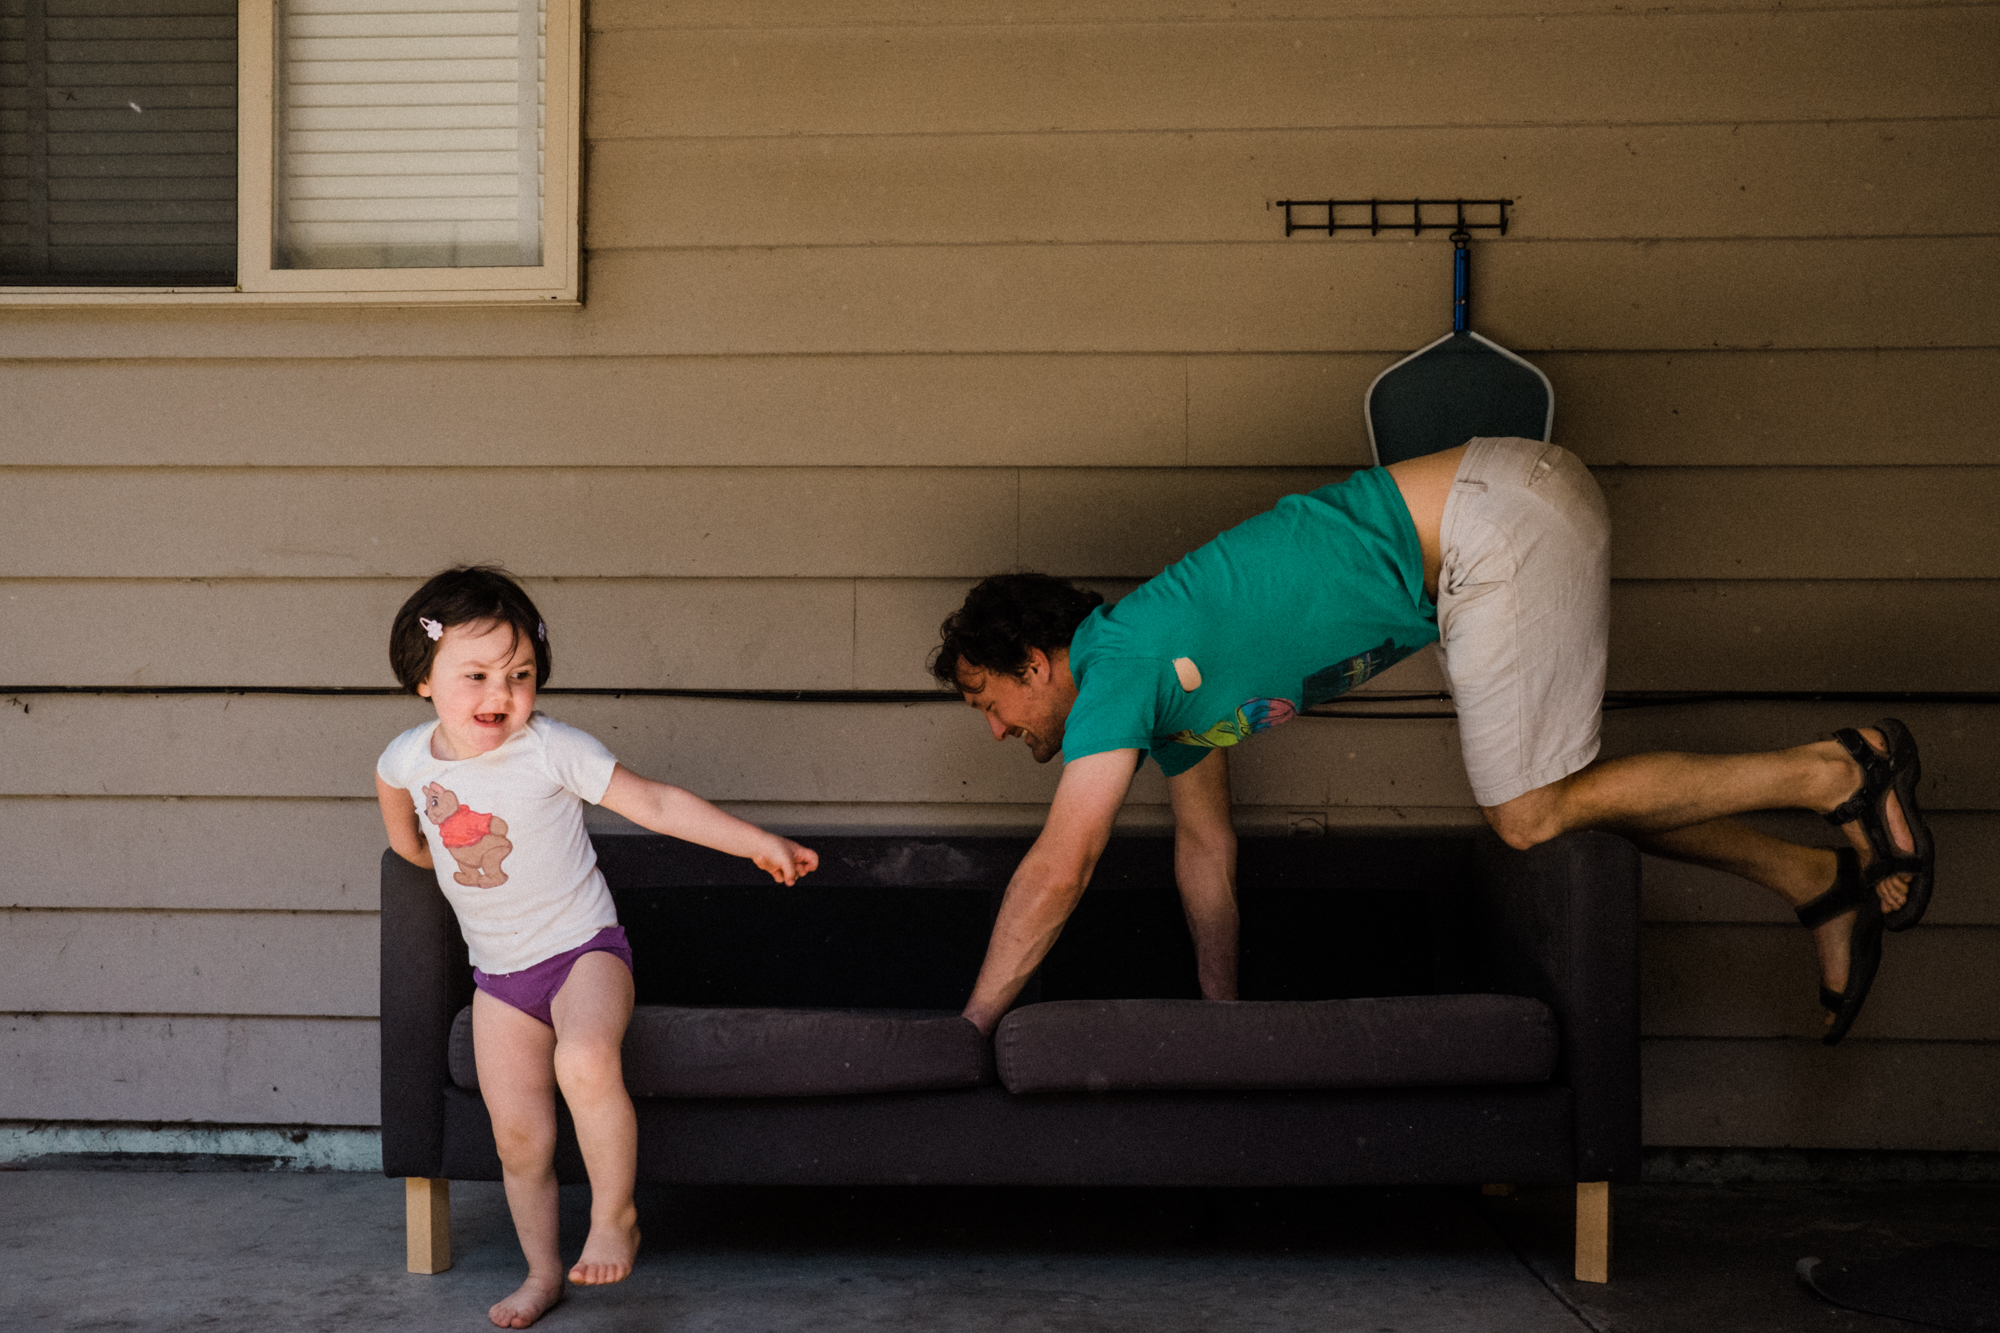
[473,925,633,1026]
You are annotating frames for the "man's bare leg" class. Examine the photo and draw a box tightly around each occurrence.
[1484,728,1915,914]
[1485,728,1919,1029]
[1625,819,1863,1025]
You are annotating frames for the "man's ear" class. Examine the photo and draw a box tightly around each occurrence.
[1020,646,1050,682]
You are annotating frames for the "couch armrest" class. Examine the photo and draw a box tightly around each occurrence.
[1471,829,1641,1183]
[379,848,470,1179]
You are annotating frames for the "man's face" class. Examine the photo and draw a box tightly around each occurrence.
[956,650,1072,764]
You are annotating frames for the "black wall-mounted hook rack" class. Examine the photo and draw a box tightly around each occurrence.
[1276,198,1511,237]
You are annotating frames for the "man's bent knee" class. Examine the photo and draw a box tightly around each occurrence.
[1482,782,1572,852]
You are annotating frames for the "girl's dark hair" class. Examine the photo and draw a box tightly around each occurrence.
[390,566,551,694]
[928,572,1104,688]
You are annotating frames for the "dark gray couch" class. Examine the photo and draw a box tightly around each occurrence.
[381,829,1639,1280]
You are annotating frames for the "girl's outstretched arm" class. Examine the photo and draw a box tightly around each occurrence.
[376,775,435,869]
[598,764,818,885]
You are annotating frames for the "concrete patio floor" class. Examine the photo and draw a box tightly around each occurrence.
[3,1167,1996,1332]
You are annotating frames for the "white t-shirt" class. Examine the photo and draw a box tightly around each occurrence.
[377,713,620,974]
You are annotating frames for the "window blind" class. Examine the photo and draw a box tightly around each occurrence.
[0,0,237,286]
[273,0,542,270]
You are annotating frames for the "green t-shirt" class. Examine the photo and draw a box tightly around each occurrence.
[1061,467,1439,778]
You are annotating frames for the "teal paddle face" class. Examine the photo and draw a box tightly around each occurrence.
[1366,330,1554,466]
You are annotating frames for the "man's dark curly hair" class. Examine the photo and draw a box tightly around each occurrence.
[928,572,1104,688]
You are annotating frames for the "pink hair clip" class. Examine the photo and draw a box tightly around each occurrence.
[419,617,444,641]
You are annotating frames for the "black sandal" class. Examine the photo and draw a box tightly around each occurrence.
[1822,718,1935,931]
[1796,847,1884,1046]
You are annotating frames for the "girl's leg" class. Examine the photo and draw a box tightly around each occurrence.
[470,990,565,1329]
[548,951,640,1285]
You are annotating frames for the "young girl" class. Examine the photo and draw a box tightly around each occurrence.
[375,566,818,1330]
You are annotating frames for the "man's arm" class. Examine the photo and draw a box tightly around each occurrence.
[962,749,1139,1033]
[1167,747,1238,1000]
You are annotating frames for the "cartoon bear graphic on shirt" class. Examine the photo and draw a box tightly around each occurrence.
[422,783,513,888]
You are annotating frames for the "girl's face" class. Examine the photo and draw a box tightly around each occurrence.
[417,620,538,760]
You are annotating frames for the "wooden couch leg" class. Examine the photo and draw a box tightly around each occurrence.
[406,1177,452,1274]
[1574,1181,1610,1283]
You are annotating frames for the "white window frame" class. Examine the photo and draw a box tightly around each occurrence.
[2,0,581,306]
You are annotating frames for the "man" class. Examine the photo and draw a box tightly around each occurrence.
[932,438,1933,1044]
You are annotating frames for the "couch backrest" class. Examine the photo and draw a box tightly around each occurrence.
[594,833,1480,1010]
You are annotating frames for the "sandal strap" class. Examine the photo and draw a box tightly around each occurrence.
[1796,848,1866,929]
[1823,728,1896,827]
[1864,854,1925,888]
[1819,984,1842,1014]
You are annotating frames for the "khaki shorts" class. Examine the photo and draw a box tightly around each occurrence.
[1436,437,1611,808]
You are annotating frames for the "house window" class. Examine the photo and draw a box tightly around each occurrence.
[1,0,238,287]
[1,0,578,304]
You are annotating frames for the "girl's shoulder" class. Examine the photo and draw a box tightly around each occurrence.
[376,719,441,786]
[522,713,620,803]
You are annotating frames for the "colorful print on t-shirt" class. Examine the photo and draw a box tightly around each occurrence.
[1168,638,1417,750]
[1172,696,1298,749]
[1301,637,1420,708]
[422,782,514,889]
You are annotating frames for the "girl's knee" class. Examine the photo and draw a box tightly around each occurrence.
[491,1118,557,1171]
[553,1042,626,1100]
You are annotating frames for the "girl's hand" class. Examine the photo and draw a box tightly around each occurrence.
[754,837,819,886]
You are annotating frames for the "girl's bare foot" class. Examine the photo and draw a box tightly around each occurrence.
[569,1204,641,1285]
[489,1274,564,1329]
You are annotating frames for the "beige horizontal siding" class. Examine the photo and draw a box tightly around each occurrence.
[8,577,1996,694]
[590,0,1949,29]
[1643,1038,2000,1150]
[2,467,1993,581]
[591,121,2000,248]
[0,578,862,690]
[1643,925,2000,1042]
[0,1014,378,1124]
[8,238,1997,361]
[1197,350,2000,469]
[1607,581,2000,694]
[8,350,1999,468]
[1022,466,2000,580]
[0,911,374,1017]
[0,356,1187,469]
[588,12,2000,139]
[0,799,384,913]
[0,468,1022,579]
[4,693,1994,811]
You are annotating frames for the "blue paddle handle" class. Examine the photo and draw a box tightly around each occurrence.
[1453,240,1469,333]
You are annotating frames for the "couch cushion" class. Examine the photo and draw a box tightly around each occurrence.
[449,1004,992,1098]
[994,995,1557,1094]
